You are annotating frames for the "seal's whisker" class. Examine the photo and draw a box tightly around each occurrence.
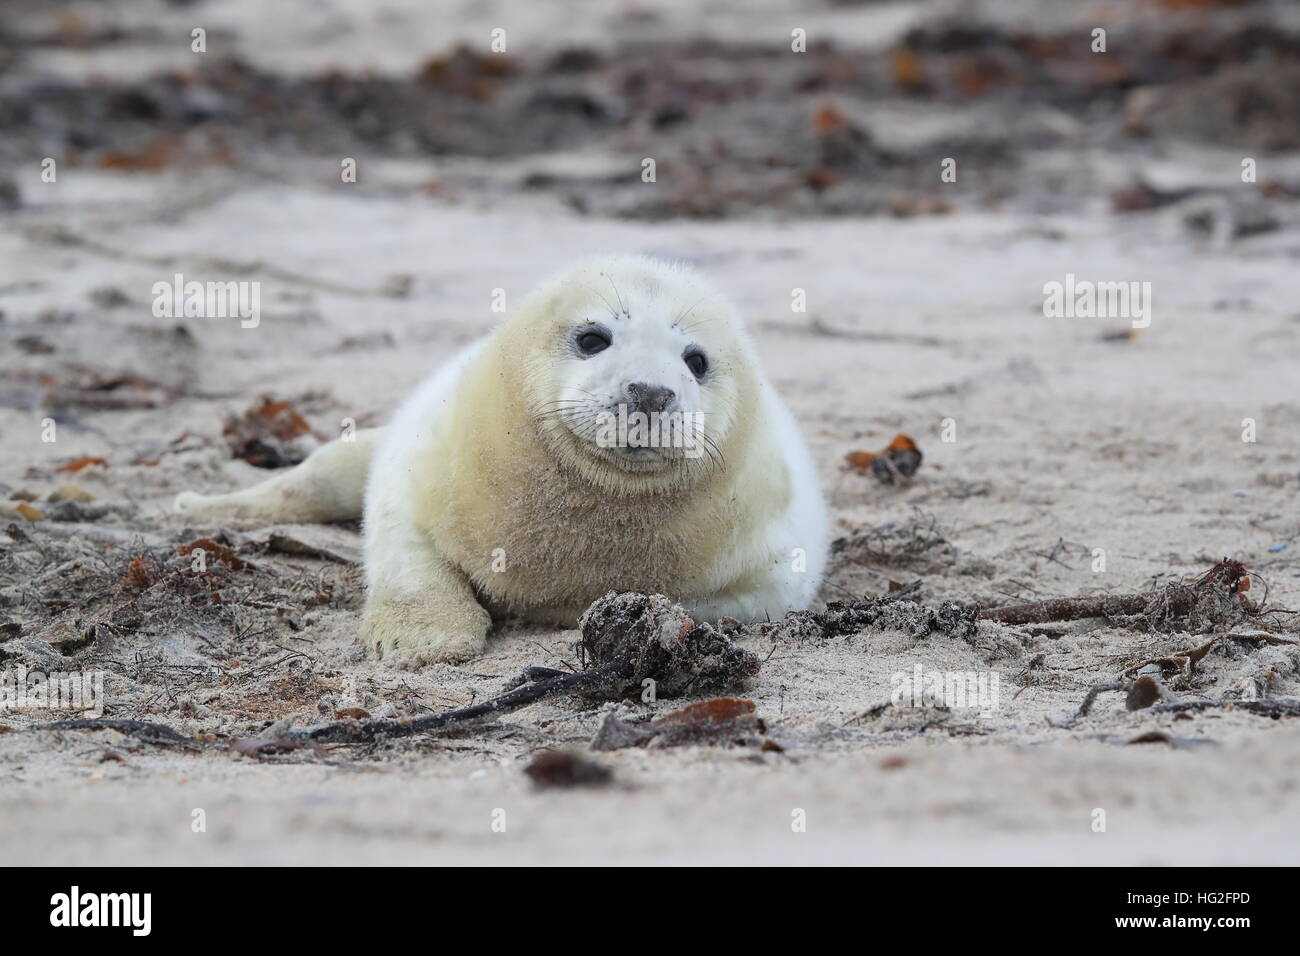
[578,283,621,321]
[699,432,726,474]
[671,292,718,329]
[678,316,713,337]
[604,274,629,316]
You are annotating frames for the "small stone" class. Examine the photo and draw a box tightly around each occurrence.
[523,750,612,789]
[48,483,95,503]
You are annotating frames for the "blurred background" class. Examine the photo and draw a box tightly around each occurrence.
[2,0,1299,223]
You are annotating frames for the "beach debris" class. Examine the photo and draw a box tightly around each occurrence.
[131,430,211,468]
[1110,178,1195,213]
[42,373,174,411]
[1121,636,1226,684]
[831,512,958,573]
[845,434,923,484]
[35,718,205,750]
[230,734,329,760]
[1074,630,1294,715]
[501,666,569,691]
[574,591,762,699]
[523,750,613,788]
[1070,618,1299,719]
[223,395,324,468]
[758,594,978,644]
[42,500,128,522]
[1149,699,1300,719]
[588,711,651,751]
[810,101,875,170]
[1125,675,1174,711]
[19,519,162,546]
[121,554,163,591]
[54,456,108,474]
[886,194,953,218]
[1124,730,1215,749]
[89,286,131,309]
[1074,682,1128,718]
[232,526,363,566]
[981,559,1255,630]
[591,697,779,751]
[47,484,95,503]
[177,537,248,571]
[847,697,984,736]
[33,592,761,750]
[15,335,55,354]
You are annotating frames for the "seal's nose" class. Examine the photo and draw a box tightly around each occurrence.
[625,382,675,414]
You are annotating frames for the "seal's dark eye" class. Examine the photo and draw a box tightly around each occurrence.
[576,330,611,355]
[684,349,708,379]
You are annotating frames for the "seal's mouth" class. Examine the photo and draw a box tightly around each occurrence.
[578,440,672,473]
[588,419,706,473]
[618,446,678,470]
[542,399,709,474]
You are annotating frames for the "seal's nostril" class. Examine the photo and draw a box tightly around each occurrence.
[626,382,675,414]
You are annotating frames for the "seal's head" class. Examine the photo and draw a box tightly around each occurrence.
[512,256,757,492]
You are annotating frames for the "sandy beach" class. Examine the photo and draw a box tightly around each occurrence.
[1,0,1298,865]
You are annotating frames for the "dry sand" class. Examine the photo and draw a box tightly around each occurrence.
[3,188,1299,864]
[2,0,1299,865]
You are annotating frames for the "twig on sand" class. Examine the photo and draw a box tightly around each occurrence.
[1149,699,1300,719]
[34,717,208,749]
[1074,682,1129,718]
[1064,686,1300,726]
[980,559,1251,626]
[298,664,630,744]
[295,591,759,744]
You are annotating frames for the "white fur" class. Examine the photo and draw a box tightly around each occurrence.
[176,256,828,665]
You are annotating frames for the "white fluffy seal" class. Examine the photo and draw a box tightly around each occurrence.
[176,256,828,664]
